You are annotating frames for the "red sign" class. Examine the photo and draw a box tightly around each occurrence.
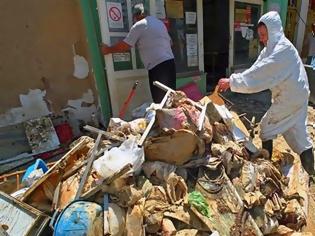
[109,6,121,22]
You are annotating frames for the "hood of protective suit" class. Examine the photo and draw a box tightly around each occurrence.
[258,11,284,50]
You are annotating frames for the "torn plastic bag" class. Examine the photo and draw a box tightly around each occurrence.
[142,161,176,182]
[131,102,151,119]
[156,107,187,130]
[22,168,44,187]
[93,136,144,179]
[156,105,213,143]
[188,191,211,217]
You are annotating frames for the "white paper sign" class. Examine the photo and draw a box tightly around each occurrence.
[186,34,198,67]
[107,2,124,29]
[185,12,196,24]
[113,52,131,62]
[156,0,166,19]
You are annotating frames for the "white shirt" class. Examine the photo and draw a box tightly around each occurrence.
[124,16,174,70]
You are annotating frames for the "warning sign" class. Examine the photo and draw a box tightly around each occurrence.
[107,2,124,29]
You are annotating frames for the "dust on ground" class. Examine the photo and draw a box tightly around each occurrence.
[223,90,315,233]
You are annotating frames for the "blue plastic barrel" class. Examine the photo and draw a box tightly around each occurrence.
[22,158,48,183]
[53,201,103,236]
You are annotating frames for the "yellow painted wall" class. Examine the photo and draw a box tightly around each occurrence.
[0,0,97,116]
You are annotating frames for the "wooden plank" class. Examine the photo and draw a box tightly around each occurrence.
[75,133,102,200]
[81,164,132,200]
[0,191,49,236]
[83,125,125,142]
[153,81,203,110]
[138,89,171,147]
[21,137,93,211]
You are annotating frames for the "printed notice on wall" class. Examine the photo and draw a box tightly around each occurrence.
[113,52,130,62]
[186,34,198,67]
[107,2,124,29]
[156,0,166,19]
[185,12,196,24]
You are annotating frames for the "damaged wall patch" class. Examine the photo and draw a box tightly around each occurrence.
[0,89,51,127]
[63,89,97,123]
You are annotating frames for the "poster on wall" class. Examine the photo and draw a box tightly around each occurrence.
[113,53,131,62]
[185,12,196,25]
[107,2,124,29]
[186,34,198,67]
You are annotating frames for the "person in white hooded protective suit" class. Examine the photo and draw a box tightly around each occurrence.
[218,11,315,176]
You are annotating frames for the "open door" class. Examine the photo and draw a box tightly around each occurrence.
[229,0,263,73]
[203,0,229,91]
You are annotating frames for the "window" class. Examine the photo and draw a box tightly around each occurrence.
[233,2,260,68]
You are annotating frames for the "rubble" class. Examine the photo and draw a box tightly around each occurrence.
[0,83,314,235]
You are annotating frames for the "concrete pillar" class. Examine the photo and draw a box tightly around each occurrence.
[295,0,309,53]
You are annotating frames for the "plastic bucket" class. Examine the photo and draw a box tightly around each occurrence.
[22,159,48,183]
[53,201,103,236]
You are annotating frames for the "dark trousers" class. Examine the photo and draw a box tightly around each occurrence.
[148,59,176,103]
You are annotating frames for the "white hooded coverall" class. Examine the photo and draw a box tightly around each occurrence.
[229,11,313,154]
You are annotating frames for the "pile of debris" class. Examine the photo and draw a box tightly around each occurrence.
[0,82,312,236]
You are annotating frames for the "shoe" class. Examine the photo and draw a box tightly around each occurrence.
[262,140,273,159]
[300,148,315,176]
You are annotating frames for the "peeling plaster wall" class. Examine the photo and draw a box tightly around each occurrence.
[0,0,98,127]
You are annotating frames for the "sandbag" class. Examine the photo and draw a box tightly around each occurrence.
[144,129,205,165]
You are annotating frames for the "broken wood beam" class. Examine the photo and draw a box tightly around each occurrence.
[83,125,125,142]
[75,132,103,200]
[153,81,203,110]
[81,163,132,200]
[138,89,172,147]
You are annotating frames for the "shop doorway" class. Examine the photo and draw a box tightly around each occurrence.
[203,0,229,92]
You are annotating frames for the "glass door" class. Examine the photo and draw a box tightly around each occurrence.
[229,0,263,72]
